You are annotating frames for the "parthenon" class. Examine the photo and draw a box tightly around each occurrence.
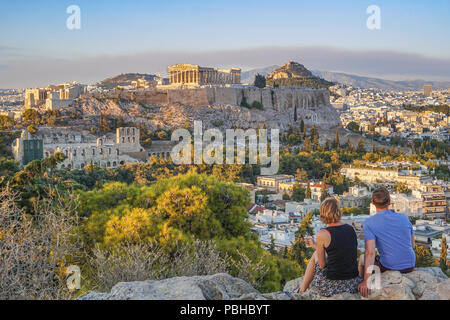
[168,64,241,86]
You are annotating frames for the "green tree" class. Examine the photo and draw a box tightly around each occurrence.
[22,109,41,125]
[415,245,436,267]
[292,183,306,202]
[254,74,266,88]
[346,121,360,133]
[288,210,314,268]
[320,182,329,202]
[356,138,365,153]
[305,181,311,199]
[268,234,277,255]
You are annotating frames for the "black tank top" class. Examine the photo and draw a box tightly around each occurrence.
[324,224,359,280]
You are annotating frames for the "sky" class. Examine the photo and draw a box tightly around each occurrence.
[1,0,450,88]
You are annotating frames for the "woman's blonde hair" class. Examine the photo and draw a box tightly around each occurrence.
[320,197,342,224]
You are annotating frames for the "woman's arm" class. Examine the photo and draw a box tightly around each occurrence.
[316,230,329,269]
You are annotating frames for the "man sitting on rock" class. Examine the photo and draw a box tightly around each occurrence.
[358,187,416,297]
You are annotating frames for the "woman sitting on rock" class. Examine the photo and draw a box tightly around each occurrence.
[298,197,363,297]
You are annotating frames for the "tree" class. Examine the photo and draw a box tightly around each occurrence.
[268,234,277,255]
[333,130,340,149]
[320,182,329,202]
[346,121,360,133]
[295,168,308,181]
[288,210,314,268]
[254,74,266,88]
[300,119,305,137]
[394,182,412,195]
[356,138,365,153]
[292,183,306,202]
[0,115,15,128]
[302,137,312,153]
[305,181,311,199]
[415,245,436,267]
[294,105,298,122]
[440,237,448,273]
[22,109,41,125]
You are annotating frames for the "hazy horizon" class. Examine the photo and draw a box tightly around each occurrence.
[1,0,450,88]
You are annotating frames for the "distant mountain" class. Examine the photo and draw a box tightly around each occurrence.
[241,65,279,84]
[96,73,156,89]
[312,70,450,91]
[265,61,334,89]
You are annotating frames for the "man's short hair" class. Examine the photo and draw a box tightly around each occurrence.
[372,187,390,208]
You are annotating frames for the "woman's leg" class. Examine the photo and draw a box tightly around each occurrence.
[299,251,317,293]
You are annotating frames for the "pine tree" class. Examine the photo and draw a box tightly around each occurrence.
[288,210,314,268]
[356,138,365,153]
[302,137,312,153]
[300,118,305,134]
[346,138,353,152]
[269,234,277,255]
[440,236,448,273]
[320,182,329,202]
[324,138,330,151]
[333,130,340,149]
[305,180,311,199]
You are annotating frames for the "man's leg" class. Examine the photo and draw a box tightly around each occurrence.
[299,251,317,293]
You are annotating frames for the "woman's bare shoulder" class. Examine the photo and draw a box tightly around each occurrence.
[317,228,331,240]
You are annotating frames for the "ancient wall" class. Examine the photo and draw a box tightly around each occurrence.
[161,87,331,110]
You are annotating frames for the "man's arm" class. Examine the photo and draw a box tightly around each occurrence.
[411,235,415,249]
[358,240,376,297]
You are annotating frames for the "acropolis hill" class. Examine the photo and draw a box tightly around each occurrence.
[76,62,341,131]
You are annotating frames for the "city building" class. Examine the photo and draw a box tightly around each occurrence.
[285,199,321,216]
[389,193,423,217]
[424,84,433,97]
[413,186,447,219]
[13,127,147,169]
[24,82,86,110]
[168,64,241,86]
[12,129,44,165]
[257,175,295,192]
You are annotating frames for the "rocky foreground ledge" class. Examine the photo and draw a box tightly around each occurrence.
[80,267,449,300]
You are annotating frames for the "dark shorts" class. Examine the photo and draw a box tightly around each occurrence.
[375,255,414,274]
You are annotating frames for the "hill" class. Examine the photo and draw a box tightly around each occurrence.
[242,66,450,91]
[241,65,279,84]
[265,61,334,89]
[311,70,450,91]
[96,73,156,89]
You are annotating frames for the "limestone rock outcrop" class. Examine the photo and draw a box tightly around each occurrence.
[80,268,449,300]
[283,267,450,300]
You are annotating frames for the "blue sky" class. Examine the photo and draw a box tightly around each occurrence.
[1,0,450,87]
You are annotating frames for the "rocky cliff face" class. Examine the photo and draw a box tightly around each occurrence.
[266,61,334,89]
[77,86,341,131]
[80,268,449,300]
[266,61,315,80]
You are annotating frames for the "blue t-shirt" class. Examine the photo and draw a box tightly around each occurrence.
[363,210,416,270]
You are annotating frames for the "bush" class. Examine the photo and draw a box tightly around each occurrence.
[0,187,83,300]
[251,101,264,110]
